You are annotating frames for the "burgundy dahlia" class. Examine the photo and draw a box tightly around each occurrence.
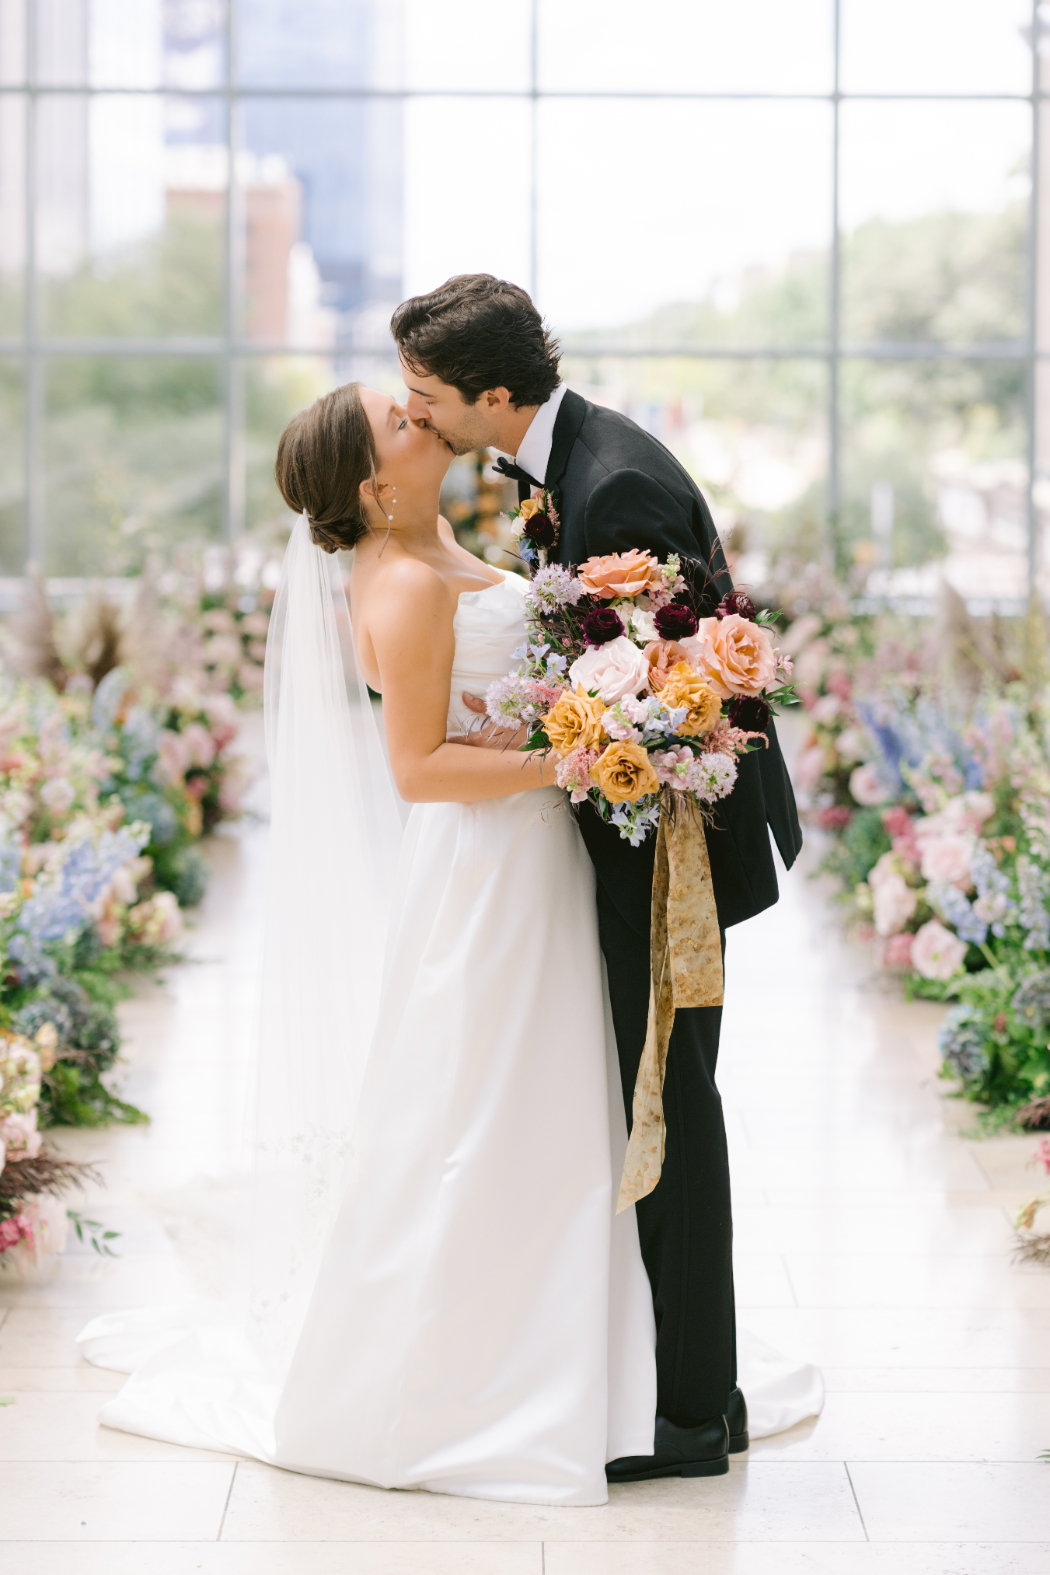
[716,591,757,622]
[524,513,557,548]
[727,695,770,732]
[654,603,698,641]
[582,607,623,646]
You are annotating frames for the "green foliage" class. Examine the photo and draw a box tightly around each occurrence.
[939,961,1050,1110]
[821,807,891,893]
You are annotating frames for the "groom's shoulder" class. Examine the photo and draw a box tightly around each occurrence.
[574,397,697,495]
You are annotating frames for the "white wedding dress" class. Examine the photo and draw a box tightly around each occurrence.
[79,564,821,1504]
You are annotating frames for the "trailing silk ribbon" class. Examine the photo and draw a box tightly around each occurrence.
[616,810,724,1213]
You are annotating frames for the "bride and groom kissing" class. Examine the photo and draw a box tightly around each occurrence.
[78,273,813,1505]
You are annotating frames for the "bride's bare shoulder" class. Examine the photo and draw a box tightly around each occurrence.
[359,554,454,632]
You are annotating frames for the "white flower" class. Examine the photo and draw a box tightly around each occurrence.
[872,871,918,936]
[568,636,651,703]
[911,919,967,981]
[850,764,888,807]
[629,607,659,644]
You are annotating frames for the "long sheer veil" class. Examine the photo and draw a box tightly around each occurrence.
[247,511,404,1376]
[78,513,404,1430]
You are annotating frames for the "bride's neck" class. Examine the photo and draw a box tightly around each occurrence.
[360,481,443,554]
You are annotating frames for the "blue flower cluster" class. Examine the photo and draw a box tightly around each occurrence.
[1016,856,1050,952]
[926,879,989,947]
[609,800,663,848]
[856,694,985,798]
[7,823,149,981]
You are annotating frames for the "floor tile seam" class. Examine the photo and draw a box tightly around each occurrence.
[216,1460,238,1541]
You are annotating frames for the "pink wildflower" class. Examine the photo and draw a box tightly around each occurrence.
[1036,1137,1050,1177]
[555,746,599,804]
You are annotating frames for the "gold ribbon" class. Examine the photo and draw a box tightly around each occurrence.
[616,810,724,1213]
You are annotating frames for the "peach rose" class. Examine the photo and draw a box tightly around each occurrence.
[643,639,687,692]
[658,662,721,737]
[542,687,606,756]
[577,549,658,600]
[681,614,777,700]
[590,740,660,804]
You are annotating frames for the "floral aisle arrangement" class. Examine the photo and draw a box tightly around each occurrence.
[88,668,247,909]
[787,604,1050,1117]
[0,679,188,1126]
[485,550,796,846]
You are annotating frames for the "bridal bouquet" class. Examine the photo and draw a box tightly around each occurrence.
[485,549,796,844]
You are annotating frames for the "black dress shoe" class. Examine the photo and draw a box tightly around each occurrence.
[726,1384,749,1452]
[605,1414,729,1483]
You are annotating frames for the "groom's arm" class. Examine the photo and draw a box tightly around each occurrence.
[582,468,732,607]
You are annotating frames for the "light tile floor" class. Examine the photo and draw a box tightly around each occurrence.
[2,774,1048,1573]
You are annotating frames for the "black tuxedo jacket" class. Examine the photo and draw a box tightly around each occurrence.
[532,387,802,936]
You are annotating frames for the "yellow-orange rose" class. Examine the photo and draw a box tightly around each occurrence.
[577,549,658,600]
[542,686,605,755]
[658,662,721,736]
[681,614,776,700]
[642,639,687,693]
[590,740,660,804]
[517,497,543,521]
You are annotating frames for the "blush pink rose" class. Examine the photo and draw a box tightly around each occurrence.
[883,932,914,969]
[911,919,967,981]
[568,635,651,703]
[576,550,658,600]
[850,764,888,807]
[0,1109,41,1161]
[181,723,217,770]
[680,615,777,700]
[919,833,973,887]
[872,871,918,937]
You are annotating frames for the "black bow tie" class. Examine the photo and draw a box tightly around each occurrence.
[492,455,541,489]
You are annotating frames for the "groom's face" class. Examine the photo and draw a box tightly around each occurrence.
[400,360,503,456]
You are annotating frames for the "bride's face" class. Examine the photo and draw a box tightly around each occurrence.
[360,387,453,491]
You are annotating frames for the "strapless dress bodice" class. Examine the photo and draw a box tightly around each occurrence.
[447,570,529,735]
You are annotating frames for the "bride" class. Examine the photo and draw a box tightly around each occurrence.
[78,381,819,1506]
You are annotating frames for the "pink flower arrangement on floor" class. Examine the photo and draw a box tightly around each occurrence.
[486,551,796,844]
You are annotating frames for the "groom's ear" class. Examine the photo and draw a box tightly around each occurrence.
[480,387,513,413]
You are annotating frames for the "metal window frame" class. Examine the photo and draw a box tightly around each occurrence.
[4,0,1044,584]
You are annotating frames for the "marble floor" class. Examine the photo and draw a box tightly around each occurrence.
[2,801,1048,1572]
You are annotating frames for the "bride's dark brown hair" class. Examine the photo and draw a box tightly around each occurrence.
[274,382,379,553]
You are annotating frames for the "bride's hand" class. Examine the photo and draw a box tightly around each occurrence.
[448,692,528,751]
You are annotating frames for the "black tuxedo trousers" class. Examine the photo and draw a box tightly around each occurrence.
[592,837,735,1426]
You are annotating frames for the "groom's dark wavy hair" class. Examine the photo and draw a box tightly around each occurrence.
[391,275,561,408]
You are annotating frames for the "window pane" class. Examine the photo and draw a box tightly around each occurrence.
[36,94,226,338]
[539,101,831,343]
[43,356,223,574]
[0,0,26,85]
[403,96,532,304]
[34,0,177,89]
[559,355,828,591]
[841,0,1031,96]
[841,358,1027,604]
[236,0,531,92]
[0,358,23,572]
[0,92,25,333]
[238,95,405,345]
[243,355,336,532]
[539,0,834,94]
[840,102,1029,347]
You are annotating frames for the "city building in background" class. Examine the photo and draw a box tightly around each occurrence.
[0,0,1046,612]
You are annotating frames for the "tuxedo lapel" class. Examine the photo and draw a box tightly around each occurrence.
[544,388,587,490]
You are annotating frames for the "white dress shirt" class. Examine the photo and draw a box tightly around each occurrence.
[494,381,569,488]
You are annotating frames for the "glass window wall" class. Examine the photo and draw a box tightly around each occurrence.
[0,0,1043,603]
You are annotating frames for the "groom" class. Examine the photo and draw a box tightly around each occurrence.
[391,275,802,1480]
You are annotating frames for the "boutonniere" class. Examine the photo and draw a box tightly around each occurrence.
[508,487,561,571]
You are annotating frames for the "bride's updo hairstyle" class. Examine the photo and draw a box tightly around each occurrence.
[274,382,379,553]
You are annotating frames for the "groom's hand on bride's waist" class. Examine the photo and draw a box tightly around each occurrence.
[447,692,528,752]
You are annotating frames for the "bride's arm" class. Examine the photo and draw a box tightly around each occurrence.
[368,559,552,805]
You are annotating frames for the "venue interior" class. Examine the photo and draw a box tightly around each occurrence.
[1,2,1049,1570]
